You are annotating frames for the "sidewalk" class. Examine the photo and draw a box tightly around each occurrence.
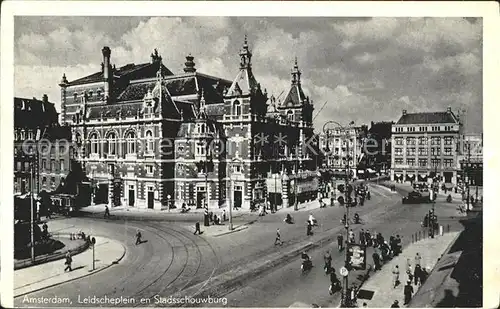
[14,236,126,297]
[358,231,460,308]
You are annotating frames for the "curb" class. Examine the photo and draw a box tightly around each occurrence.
[212,219,258,237]
[14,236,90,270]
[14,240,127,298]
[79,210,249,223]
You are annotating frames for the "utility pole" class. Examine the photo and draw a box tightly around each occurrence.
[342,126,351,307]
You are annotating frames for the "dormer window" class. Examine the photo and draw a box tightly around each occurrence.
[287,110,294,122]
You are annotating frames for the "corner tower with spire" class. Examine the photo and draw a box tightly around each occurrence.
[278,57,314,126]
[224,35,268,117]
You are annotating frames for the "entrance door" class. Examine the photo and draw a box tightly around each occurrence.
[128,187,135,206]
[197,192,206,209]
[148,191,154,209]
[444,172,453,183]
[234,190,242,209]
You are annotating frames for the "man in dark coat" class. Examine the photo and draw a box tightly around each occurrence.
[337,233,344,251]
[194,222,202,235]
[359,229,365,244]
[372,252,381,271]
[307,221,313,236]
[404,280,414,305]
[390,300,400,308]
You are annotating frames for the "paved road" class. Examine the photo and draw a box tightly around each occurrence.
[218,194,464,307]
[15,183,407,307]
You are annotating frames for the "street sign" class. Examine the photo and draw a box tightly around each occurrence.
[340,266,349,277]
[91,237,96,245]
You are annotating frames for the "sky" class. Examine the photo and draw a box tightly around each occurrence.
[14,16,483,133]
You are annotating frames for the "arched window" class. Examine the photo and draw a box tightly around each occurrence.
[90,133,99,154]
[126,131,136,154]
[287,110,294,122]
[146,130,154,153]
[233,100,241,116]
[42,177,47,186]
[107,132,117,155]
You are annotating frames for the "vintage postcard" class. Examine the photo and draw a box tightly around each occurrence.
[1,1,498,308]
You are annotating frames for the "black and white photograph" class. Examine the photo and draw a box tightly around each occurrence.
[1,1,498,308]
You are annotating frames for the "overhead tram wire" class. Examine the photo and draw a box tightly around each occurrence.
[313,101,328,121]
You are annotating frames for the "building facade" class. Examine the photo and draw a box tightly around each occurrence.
[62,39,318,210]
[318,126,364,179]
[391,108,461,185]
[14,96,72,195]
[458,134,483,187]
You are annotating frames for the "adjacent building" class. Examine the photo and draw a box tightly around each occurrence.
[458,134,483,187]
[14,95,72,195]
[391,108,461,185]
[61,39,319,210]
[318,126,364,179]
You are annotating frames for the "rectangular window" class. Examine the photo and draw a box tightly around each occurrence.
[431,159,441,167]
[419,158,427,167]
[60,159,64,171]
[444,159,454,167]
[17,161,22,171]
[395,148,403,156]
[431,148,441,156]
[146,165,153,175]
[444,147,452,156]
[418,148,428,156]
[233,165,242,173]
[418,137,427,145]
[407,158,415,166]
[395,138,403,145]
[407,138,416,145]
[24,162,30,171]
[42,159,47,170]
[51,160,56,171]
[406,148,415,156]
[444,137,453,145]
[394,158,403,165]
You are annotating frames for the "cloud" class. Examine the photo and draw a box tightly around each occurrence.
[13,17,483,134]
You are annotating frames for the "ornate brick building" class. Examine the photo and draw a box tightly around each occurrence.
[61,38,318,210]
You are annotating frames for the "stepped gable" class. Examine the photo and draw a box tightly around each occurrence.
[397,111,458,124]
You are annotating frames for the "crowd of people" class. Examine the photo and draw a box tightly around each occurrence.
[389,252,430,306]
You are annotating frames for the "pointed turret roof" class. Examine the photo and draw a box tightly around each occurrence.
[226,35,260,97]
[280,58,307,108]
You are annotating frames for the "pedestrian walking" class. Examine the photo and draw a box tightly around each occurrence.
[396,235,402,254]
[414,264,422,286]
[372,252,381,271]
[365,230,372,246]
[104,205,110,218]
[222,209,227,222]
[337,233,344,251]
[359,229,365,244]
[348,229,355,243]
[390,300,400,308]
[404,280,414,305]
[194,222,202,235]
[414,252,422,267]
[135,230,142,245]
[392,265,400,288]
[64,252,72,272]
[406,258,412,273]
[329,268,340,295]
[274,228,283,246]
[324,250,332,273]
[306,222,313,236]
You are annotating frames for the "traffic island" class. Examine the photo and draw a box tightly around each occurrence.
[14,236,126,297]
[14,236,89,270]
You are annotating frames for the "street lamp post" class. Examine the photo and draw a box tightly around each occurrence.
[227,161,233,231]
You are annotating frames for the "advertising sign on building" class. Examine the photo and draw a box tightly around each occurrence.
[347,243,366,270]
[266,177,282,193]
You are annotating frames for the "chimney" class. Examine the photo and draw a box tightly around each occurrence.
[184,54,196,73]
[42,94,48,103]
[102,46,112,102]
[447,106,452,113]
[402,109,407,116]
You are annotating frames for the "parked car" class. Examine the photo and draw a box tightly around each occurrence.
[402,191,431,204]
